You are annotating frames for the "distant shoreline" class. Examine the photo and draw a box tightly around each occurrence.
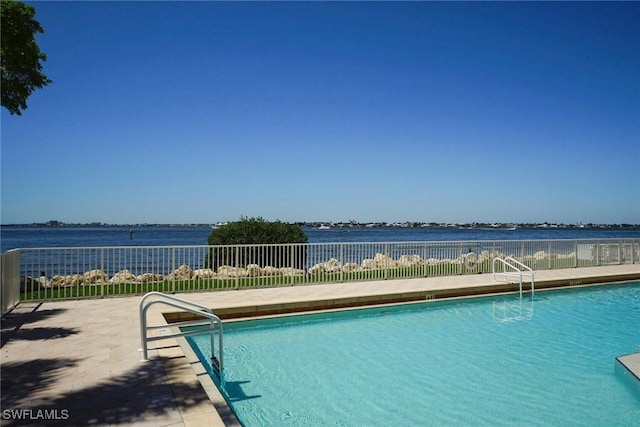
[1,222,639,230]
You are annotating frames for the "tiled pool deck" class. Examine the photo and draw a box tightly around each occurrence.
[2,265,639,426]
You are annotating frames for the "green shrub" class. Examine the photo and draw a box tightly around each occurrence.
[207,217,308,270]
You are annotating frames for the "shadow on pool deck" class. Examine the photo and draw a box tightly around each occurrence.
[1,306,76,347]
[0,300,207,427]
[1,265,639,426]
[1,358,199,427]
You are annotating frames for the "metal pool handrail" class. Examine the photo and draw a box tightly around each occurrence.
[139,291,224,383]
[493,257,535,298]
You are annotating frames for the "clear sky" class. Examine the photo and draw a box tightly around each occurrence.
[1,1,639,225]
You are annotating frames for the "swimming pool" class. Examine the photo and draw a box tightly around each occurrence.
[187,283,640,426]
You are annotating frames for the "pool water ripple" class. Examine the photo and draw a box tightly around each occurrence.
[189,283,640,426]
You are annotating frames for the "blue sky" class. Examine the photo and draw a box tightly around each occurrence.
[1,1,639,225]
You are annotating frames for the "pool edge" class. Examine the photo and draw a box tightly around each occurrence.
[158,268,640,426]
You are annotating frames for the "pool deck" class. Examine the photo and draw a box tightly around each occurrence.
[1,265,639,426]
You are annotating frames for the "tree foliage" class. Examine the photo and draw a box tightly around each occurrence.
[1,0,51,115]
[208,217,308,246]
[207,217,308,270]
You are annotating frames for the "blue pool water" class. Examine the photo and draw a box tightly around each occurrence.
[187,283,640,426]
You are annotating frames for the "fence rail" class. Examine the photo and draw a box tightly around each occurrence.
[2,238,639,312]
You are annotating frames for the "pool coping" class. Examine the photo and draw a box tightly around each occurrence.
[163,266,640,322]
[616,353,640,381]
[155,265,640,426]
[1,265,637,426]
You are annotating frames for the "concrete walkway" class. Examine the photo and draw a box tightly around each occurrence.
[1,265,638,426]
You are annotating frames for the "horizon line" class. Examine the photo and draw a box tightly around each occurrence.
[2,221,639,228]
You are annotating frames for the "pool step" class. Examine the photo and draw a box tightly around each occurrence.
[616,352,640,381]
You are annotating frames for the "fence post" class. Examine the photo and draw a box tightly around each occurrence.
[235,246,240,290]
[290,244,295,286]
[423,244,427,277]
[384,243,389,280]
[618,242,622,265]
[342,243,347,283]
[100,248,105,296]
[171,247,176,293]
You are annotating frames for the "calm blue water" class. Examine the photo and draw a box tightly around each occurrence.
[188,283,640,426]
[1,225,638,253]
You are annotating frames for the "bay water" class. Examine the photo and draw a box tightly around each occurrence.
[1,225,639,253]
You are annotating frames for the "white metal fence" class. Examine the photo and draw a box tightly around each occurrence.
[1,238,638,311]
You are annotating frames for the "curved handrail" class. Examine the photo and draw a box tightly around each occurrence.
[139,292,224,383]
[504,257,533,275]
[493,257,535,298]
[140,291,214,316]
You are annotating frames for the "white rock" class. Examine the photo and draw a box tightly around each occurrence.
[137,273,164,283]
[110,269,139,283]
[49,274,83,287]
[479,251,491,263]
[361,259,376,269]
[323,258,342,273]
[166,265,194,281]
[397,254,422,267]
[279,267,304,276]
[534,251,547,260]
[308,264,325,275]
[342,263,360,272]
[246,264,263,277]
[263,266,282,276]
[217,265,248,278]
[83,269,109,284]
[373,253,397,268]
[193,269,216,279]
